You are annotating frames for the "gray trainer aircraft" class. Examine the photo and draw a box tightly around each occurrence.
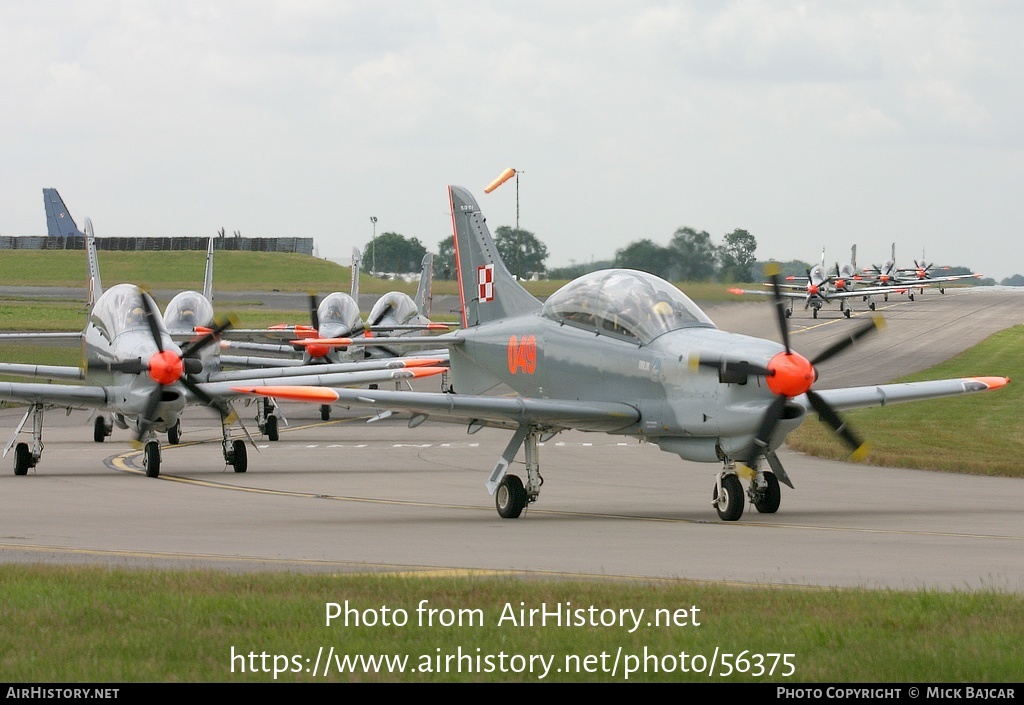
[234,185,1008,522]
[0,215,446,477]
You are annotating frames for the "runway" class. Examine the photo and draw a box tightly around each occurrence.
[1,285,1022,591]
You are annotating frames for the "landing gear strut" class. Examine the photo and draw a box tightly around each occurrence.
[713,455,790,521]
[221,417,248,473]
[487,425,543,519]
[255,397,280,441]
[9,404,44,476]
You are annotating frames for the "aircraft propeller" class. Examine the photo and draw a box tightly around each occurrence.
[309,293,320,330]
[694,264,885,469]
[87,288,234,442]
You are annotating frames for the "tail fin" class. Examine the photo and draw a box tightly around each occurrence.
[84,218,103,311]
[350,247,361,302]
[43,188,85,238]
[447,185,540,327]
[851,244,857,269]
[203,237,215,302]
[414,252,433,318]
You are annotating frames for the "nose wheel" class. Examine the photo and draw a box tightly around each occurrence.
[712,474,744,521]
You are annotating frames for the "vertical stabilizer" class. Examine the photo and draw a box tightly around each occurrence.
[203,237,215,302]
[42,188,85,238]
[851,244,857,269]
[447,185,541,327]
[350,247,361,302]
[84,218,103,310]
[415,252,433,318]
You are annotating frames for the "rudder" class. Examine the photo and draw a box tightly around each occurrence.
[447,185,540,328]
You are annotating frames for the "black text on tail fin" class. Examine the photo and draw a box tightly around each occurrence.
[447,185,540,327]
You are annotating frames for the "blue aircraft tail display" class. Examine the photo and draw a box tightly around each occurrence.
[43,188,85,238]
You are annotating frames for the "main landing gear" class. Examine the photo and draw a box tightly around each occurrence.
[93,415,112,443]
[9,404,44,476]
[254,397,281,441]
[220,417,248,473]
[712,455,789,521]
[488,425,544,519]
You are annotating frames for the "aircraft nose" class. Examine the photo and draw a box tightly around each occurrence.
[765,350,815,398]
[148,350,184,385]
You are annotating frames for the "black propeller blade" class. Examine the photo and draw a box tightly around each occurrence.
[805,390,868,459]
[309,293,320,330]
[809,316,885,367]
[739,268,884,467]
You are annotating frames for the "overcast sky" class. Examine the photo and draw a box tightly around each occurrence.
[2,1,1022,281]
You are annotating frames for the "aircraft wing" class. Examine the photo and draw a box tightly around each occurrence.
[205,357,447,383]
[198,366,449,402]
[0,332,84,342]
[896,273,982,285]
[229,386,641,433]
[0,381,108,408]
[796,377,1008,412]
[730,285,911,301]
[0,363,85,381]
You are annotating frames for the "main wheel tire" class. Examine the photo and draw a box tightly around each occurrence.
[231,439,247,473]
[320,405,331,421]
[844,308,851,318]
[14,442,31,476]
[266,415,279,442]
[812,308,818,319]
[785,309,792,318]
[909,293,915,301]
[495,475,528,519]
[93,416,108,443]
[753,473,781,514]
[167,419,181,445]
[144,442,160,478]
[869,301,876,311]
[713,474,744,521]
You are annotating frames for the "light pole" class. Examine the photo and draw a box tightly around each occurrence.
[370,216,377,273]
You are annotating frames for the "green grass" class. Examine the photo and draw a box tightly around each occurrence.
[0,250,754,301]
[787,326,1023,475]
[0,566,1021,682]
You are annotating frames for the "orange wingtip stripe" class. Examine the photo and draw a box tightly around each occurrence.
[973,376,1010,390]
[410,367,447,378]
[402,358,446,367]
[727,288,745,295]
[426,323,451,330]
[231,386,340,402]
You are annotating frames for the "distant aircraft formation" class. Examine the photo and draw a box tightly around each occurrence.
[733,243,983,318]
[0,186,1005,523]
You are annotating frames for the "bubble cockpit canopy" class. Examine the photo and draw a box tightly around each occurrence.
[368,291,419,326]
[164,291,215,332]
[92,283,170,339]
[541,269,715,344]
[317,292,362,333]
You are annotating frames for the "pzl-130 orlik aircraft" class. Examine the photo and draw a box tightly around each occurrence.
[730,247,893,319]
[0,207,447,477]
[861,244,982,300]
[235,185,1009,522]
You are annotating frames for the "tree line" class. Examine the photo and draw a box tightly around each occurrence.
[364,228,1010,285]
[366,226,758,283]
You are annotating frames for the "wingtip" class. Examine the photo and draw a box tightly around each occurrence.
[973,376,1010,390]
